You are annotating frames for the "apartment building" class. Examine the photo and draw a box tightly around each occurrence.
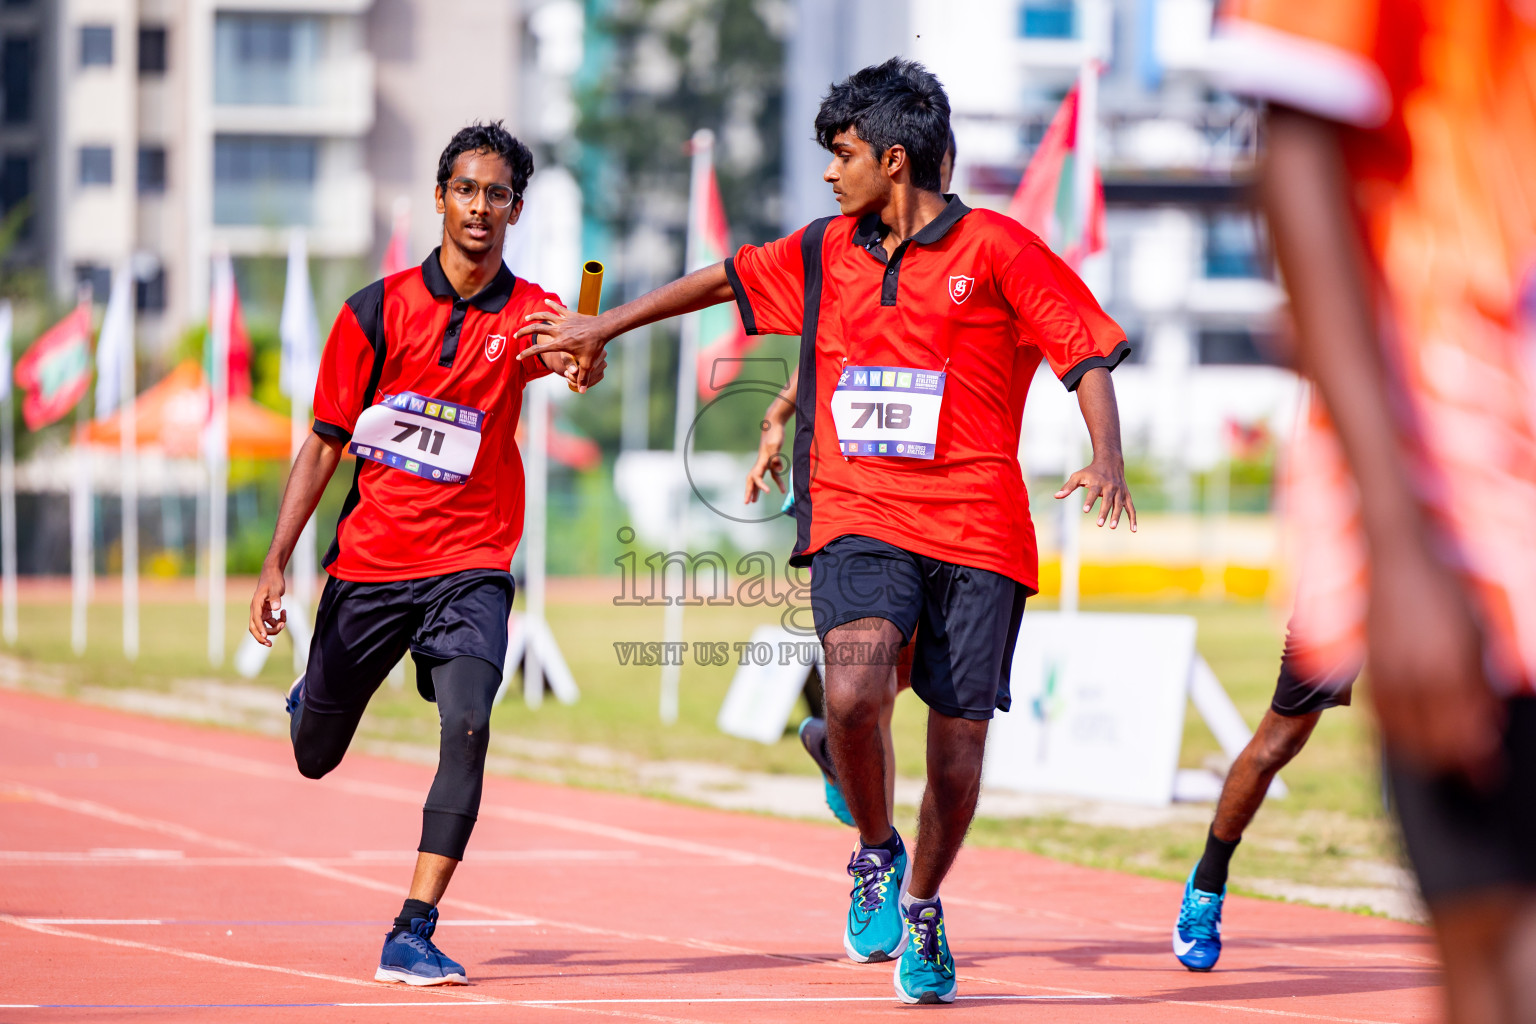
[5,0,526,347]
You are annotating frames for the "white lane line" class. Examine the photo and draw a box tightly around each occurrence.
[0,915,499,1004]
[23,919,165,925]
[6,708,1436,968]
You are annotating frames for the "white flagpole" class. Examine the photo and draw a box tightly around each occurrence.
[523,382,548,707]
[281,229,318,671]
[70,409,90,656]
[71,289,93,656]
[95,264,139,660]
[0,301,14,645]
[207,254,231,666]
[658,128,713,725]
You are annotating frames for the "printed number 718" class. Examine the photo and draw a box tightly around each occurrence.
[850,402,911,430]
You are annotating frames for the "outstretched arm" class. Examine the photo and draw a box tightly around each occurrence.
[745,373,798,504]
[249,431,345,646]
[1261,108,1498,781]
[513,264,735,391]
[1055,367,1135,530]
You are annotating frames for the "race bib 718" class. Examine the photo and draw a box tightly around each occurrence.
[829,365,945,458]
[347,391,484,485]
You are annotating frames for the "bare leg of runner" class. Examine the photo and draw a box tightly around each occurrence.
[1212,710,1320,842]
[823,616,903,846]
[907,712,988,900]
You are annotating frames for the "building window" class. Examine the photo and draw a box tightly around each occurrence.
[136,266,166,313]
[1020,1,1075,39]
[213,135,318,225]
[80,25,113,68]
[138,26,168,74]
[1,155,30,240]
[1203,212,1268,279]
[79,146,112,186]
[2,36,32,125]
[75,264,111,304]
[1197,329,1279,366]
[213,14,322,106]
[79,146,113,186]
[137,146,167,193]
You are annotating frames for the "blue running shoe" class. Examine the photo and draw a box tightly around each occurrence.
[894,897,957,1005]
[284,675,304,716]
[1173,866,1224,971]
[285,675,304,744]
[843,838,910,963]
[375,907,467,986]
[798,717,855,826]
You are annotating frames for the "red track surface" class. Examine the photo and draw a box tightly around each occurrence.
[0,688,1437,1022]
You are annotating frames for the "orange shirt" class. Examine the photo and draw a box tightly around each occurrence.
[1215,0,1536,692]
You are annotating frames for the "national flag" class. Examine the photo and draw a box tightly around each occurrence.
[207,253,253,400]
[688,148,750,398]
[1007,69,1106,270]
[94,266,134,421]
[381,197,411,278]
[15,302,92,429]
[280,231,320,402]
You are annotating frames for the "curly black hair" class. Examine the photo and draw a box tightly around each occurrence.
[435,120,534,197]
[814,58,951,193]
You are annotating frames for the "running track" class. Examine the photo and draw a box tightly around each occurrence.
[0,689,1437,1022]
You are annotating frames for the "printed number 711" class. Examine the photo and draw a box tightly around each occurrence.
[850,402,911,430]
[392,420,446,456]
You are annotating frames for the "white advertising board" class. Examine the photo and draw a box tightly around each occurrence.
[717,625,821,745]
[984,612,1198,807]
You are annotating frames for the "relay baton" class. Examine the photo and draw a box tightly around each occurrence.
[577,260,604,315]
[559,261,605,390]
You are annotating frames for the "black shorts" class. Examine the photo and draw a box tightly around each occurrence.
[809,535,1026,721]
[303,568,514,712]
[1387,697,1536,904]
[1270,618,1358,717]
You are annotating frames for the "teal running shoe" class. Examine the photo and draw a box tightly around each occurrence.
[798,717,854,826]
[843,838,910,963]
[894,897,957,1004]
[1173,865,1224,971]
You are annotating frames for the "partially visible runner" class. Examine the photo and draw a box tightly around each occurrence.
[247,121,602,987]
[744,131,956,827]
[515,59,1134,1005]
[1173,619,1358,970]
[1213,3,1536,1020]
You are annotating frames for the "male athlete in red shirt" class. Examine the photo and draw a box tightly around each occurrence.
[516,60,1133,1004]
[246,122,602,987]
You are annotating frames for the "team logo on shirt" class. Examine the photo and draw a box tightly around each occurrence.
[485,333,508,362]
[949,275,975,304]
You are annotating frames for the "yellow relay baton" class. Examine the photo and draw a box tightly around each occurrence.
[563,260,604,391]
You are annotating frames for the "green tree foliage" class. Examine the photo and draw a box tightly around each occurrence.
[570,0,788,454]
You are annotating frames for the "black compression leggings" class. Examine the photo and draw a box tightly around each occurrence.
[291,655,502,860]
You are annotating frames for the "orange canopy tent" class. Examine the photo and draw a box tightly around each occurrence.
[82,360,292,460]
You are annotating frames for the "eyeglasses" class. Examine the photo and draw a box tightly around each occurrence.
[443,177,518,209]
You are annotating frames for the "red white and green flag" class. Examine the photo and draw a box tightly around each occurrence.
[1007,66,1106,270]
[689,145,751,398]
[15,301,92,430]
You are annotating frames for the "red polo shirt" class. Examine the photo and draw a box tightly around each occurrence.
[312,249,555,582]
[725,198,1127,591]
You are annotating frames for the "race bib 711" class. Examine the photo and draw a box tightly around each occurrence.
[347,391,484,484]
[829,365,945,458]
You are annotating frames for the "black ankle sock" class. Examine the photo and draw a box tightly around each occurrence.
[865,830,903,856]
[1193,827,1240,893]
[390,898,435,937]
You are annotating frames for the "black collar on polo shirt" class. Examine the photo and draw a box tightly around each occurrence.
[420,247,517,367]
[850,194,971,307]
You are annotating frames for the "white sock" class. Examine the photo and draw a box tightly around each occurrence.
[901,889,938,913]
